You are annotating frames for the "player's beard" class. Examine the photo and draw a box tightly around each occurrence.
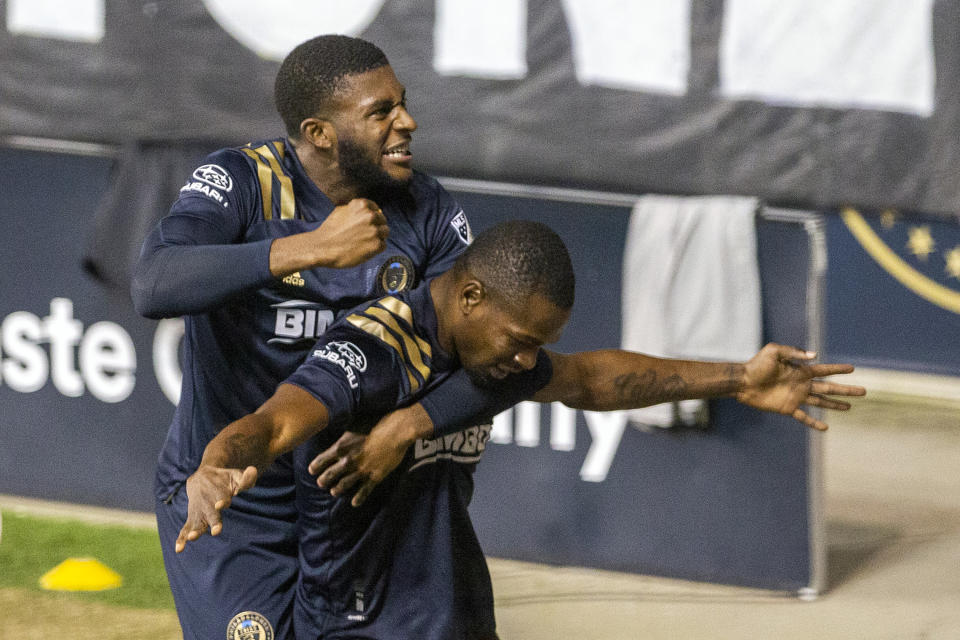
[338,138,412,204]
[464,365,502,390]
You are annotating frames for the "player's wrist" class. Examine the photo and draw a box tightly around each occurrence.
[397,403,434,443]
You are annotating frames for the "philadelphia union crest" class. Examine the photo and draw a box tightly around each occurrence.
[226,611,274,640]
[376,255,416,295]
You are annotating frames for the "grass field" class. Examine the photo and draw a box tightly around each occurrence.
[0,508,181,638]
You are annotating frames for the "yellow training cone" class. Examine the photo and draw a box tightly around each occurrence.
[39,557,123,591]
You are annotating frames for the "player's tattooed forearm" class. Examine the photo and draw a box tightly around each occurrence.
[614,370,688,405]
[724,364,741,388]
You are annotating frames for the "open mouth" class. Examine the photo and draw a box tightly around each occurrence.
[382,143,411,161]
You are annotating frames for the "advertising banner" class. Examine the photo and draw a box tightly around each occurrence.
[2,0,959,217]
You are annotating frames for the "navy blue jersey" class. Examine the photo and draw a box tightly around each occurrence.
[285,283,552,640]
[149,138,472,496]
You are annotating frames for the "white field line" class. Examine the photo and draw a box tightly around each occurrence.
[0,495,156,529]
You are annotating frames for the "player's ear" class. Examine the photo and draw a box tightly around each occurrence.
[300,118,336,150]
[459,280,485,315]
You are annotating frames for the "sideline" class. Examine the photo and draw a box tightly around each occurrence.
[0,494,156,529]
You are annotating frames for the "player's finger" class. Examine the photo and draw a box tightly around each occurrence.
[792,408,828,431]
[351,481,376,508]
[237,466,259,493]
[770,344,816,362]
[206,510,224,537]
[308,450,337,475]
[317,456,353,489]
[329,470,363,498]
[810,380,866,397]
[808,363,855,377]
[804,393,851,411]
[176,518,207,553]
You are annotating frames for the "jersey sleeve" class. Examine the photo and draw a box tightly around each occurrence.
[418,349,554,437]
[283,327,405,434]
[422,181,473,280]
[130,149,276,318]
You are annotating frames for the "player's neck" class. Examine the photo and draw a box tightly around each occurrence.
[429,276,457,357]
[291,137,359,205]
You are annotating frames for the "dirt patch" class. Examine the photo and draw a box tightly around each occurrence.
[0,587,181,640]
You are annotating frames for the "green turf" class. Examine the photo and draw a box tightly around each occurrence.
[0,509,174,610]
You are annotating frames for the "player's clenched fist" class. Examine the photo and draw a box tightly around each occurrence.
[174,465,258,553]
[268,198,390,276]
[311,198,389,268]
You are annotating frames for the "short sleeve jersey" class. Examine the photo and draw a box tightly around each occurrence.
[284,283,552,640]
[153,138,473,498]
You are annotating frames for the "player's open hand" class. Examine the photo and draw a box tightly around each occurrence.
[313,198,389,268]
[736,343,866,431]
[175,465,258,552]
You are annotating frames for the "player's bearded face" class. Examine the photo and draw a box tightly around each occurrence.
[337,136,411,201]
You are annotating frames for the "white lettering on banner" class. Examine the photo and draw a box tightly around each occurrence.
[492,402,627,482]
[45,298,84,397]
[515,401,540,447]
[720,0,936,116]
[153,318,184,406]
[550,402,576,451]
[434,0,527,79]
[580,410,627,482]
[6,0,104,42]
[200,0,388,60]
[79,322,136,403]
[0,298,136,403]
[561,0,691,93]
[1,311,48,393]
[9,1,934,114]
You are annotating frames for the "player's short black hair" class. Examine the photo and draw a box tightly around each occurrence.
[458,220,575,311]
[275,35,390,137]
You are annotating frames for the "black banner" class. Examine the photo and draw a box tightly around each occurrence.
[2,0,959,217]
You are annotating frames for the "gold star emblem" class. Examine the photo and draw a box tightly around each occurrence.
[906,226,935,261]
[946,246,960,280]
[880,209,898,229]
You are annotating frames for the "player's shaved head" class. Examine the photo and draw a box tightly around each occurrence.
[456,220,575,311]
[275,35,390,137]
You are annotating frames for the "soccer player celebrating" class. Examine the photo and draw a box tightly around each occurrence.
[134,35,527,639]
[177,221,865,640]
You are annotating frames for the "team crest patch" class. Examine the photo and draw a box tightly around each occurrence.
[226,611,274,640]
[450,211,473,245]
[376,255,416,294]
[193,164,234,192]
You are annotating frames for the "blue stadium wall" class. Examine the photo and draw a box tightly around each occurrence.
[1,145,958,591]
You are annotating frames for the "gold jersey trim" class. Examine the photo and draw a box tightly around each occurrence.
[346,313,423,393]
[375,296,432,356]
[241,143,296,221]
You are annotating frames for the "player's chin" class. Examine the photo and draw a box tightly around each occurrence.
[381,160,413,183]
[465,366,502,389]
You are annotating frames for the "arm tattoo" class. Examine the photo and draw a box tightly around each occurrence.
[614,370,689,406]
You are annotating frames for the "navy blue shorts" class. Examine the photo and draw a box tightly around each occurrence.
[156,479,298,640]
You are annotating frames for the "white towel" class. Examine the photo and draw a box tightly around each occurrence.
[620,195,762,428]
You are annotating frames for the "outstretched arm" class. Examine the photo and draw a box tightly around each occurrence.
[175,383,329,552]
[534,343,864,431]
[308,343,864,506]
